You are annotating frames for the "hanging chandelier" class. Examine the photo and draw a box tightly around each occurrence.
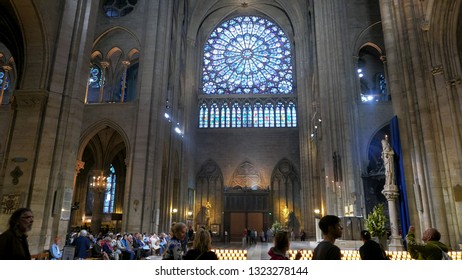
[90,171,107,193]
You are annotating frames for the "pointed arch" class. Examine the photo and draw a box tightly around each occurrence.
[195,159,224,227]
[78,119,130,161]
[271,158,300,231]
[229,161,265,190]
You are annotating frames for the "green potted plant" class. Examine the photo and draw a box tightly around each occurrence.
[271,220,283,233]
[364,203,388,248]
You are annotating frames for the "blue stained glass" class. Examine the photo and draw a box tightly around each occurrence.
[104,164,116,214]
[264,103,275,127]
[287,102,297,127]
[221,103,230,127]
[199,103,208,128]
[202,16,293,95]
[0,71,9,90]
[88,65,102,89]
[232,103,241,128]
[210,103,219,128]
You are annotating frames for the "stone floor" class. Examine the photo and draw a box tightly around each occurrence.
[147,239,364,260]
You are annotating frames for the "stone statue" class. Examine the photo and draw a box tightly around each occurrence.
[205,201,211,218]
[282,205,290,226]
[381,135,394,186]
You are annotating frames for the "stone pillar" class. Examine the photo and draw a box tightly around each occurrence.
[0,90,48,236]
[382,185,403,250]
[120,61,130,103]
[90,170,107,235]
[99,61,109,103]
[69,160,85,228]
[381,136,403,250]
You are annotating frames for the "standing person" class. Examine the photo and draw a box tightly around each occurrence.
[259,229,266,242]
[72,229,91,260]
[268,231,301,260]
[312,215,343,260]
[50,235,63,260]
[188,226,195,242]
[162,222,188,260]
[0,208,34,260]
[406,225,450,260]
[266,228,273,243]
[184,228,218,260]
[300,229,306,241]
[359,230,388,260]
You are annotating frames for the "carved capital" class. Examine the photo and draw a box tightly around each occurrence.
[75,160,85,174]
[382,185,399,201]
[421,21,430,31]
[122,60,131,67]
[448,77,462,86]
[13,90,48,111]
[431,65,443,76]
[2,65,12,72]
[100,61,110,69]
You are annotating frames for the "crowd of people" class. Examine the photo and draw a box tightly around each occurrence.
[65,228,178,260]
[0,208,453,260]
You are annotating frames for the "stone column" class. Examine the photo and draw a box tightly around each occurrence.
[0,66,12,105]
[69,160,85,228]
[381,136,403,250]
[120,61,130,103]
[90,170,107,235]
[99,61,109,103]
[382,185,403,250]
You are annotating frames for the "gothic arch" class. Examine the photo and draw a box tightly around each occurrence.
[190,2,295,47]
[195,159,224,228]
[77,119,130,161]
[271,158,300,231]
[229,161,265,190]
[3,1,46,89]
[72,120,128,233]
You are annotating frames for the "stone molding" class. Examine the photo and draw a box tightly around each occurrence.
[12,90,48,111]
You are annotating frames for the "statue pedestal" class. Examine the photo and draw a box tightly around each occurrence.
[382,184,404,251]
[388,235,404,251]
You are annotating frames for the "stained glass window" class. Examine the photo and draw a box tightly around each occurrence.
[210,103,219,128]
[103,164,116,214]
[0,71,9,90]
[103,0,138,18]
[199,103,208,128]
[275,102,283,127]
[202,16,293,95]
[243,103,252,127]
[199,15,297,129]
[287,102,297,127]
[232,103,241,128]
[89,65,101,89]
[221,103,230,127]
[264,103,275,127]
[379,74,387,95]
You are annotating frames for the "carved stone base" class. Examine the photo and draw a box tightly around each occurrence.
[388,235,404,251]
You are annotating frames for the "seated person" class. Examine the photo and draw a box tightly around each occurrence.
[92,238,109,260]
[102,237,118,260]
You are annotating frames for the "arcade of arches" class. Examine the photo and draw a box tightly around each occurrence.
[0,0,461,254]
